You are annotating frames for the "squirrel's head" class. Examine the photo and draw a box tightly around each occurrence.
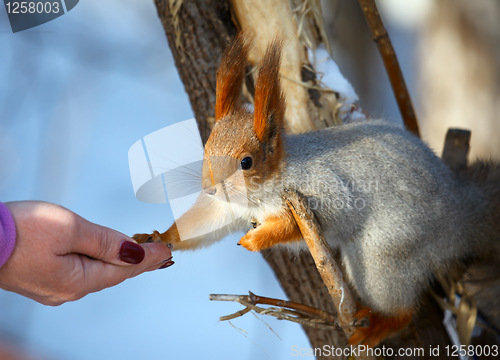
[202,35,285,201]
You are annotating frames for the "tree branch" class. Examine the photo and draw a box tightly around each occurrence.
[282,190,377,360]
[358,0,420,137]
[282,190,357,327]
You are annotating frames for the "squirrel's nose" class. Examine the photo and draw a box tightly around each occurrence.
[204,187,217,196]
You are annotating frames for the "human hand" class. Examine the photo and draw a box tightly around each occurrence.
[0,201,172,305]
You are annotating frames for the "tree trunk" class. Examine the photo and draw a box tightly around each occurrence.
[153,0,453,358]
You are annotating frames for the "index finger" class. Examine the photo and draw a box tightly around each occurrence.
[76,242,173,296]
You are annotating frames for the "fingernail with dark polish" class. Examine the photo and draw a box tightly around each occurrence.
[158,260,175,269]
[119,241,145,264]
[161,256,173,263]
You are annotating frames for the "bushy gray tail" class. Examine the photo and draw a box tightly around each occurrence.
[459,160,500,331]
[459,159,500,253]
[461,160,500,206]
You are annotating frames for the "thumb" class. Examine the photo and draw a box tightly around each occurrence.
[72,221,169,266]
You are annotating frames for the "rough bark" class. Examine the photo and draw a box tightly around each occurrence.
[153,0,453,358]
[154,0,237,143]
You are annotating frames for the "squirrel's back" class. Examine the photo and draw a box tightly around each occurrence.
[280,120,493,314]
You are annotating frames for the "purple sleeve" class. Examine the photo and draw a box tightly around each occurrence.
[0,202,16,268]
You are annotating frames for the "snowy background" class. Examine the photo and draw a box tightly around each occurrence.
[0,0,427,359]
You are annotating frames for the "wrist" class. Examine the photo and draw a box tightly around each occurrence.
[0,202,17,268]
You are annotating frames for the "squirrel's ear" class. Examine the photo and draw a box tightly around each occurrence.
[215,34,249,121]
[254,40,285,143]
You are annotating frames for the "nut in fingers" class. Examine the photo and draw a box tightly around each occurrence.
[133,230,162,244]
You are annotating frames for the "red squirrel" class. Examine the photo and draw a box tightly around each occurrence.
[134,35,500,347]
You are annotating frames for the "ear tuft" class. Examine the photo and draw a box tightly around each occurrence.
[215,34,250,121]
[254,40,285,142]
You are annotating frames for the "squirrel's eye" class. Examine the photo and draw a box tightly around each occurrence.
[241,157,253,170]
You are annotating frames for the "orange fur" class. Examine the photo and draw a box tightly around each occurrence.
[353,306,372,322]
[238,210,302,252]
[133,223,179,246]
[348,308,414,347]
[215,34,249,121]
[206,156,216,188]
[253,40,285,143]
[133,189,229,251]
[133,222,213,251]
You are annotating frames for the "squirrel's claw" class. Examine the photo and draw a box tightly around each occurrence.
[238,230,262,252]
[238,218,265,251]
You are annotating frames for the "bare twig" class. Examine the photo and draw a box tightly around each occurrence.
[248,293,337,321]
[209,292,340,330]
[358,0,420,137]
[220,306,251,321]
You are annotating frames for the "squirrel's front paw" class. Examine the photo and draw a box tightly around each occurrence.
[132,230,162,244]
[238,230,265,252]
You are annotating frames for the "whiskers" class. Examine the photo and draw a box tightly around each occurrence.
[162,162,203,200]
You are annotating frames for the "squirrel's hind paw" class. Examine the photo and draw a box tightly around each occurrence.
[348,309,413,347]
